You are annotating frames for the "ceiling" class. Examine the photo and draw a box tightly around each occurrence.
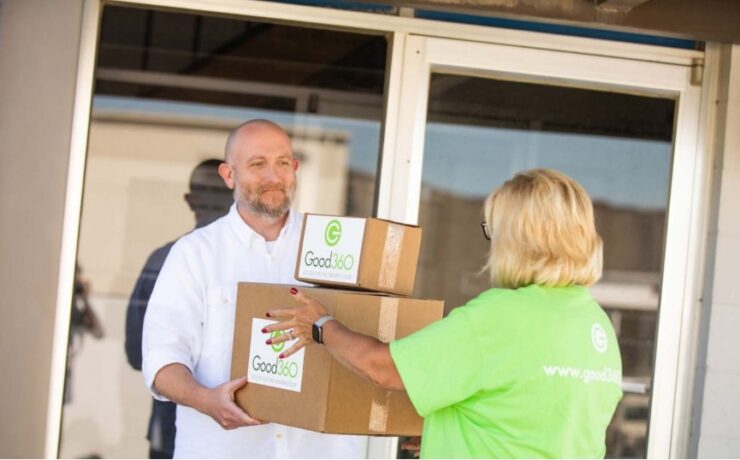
[371,0,740,44]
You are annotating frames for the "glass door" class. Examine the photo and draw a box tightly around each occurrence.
[59,4,390,458]
[381,35,702,458]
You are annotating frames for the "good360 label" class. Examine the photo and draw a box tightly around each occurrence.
[247,318,305,392]
[298,215,366,284]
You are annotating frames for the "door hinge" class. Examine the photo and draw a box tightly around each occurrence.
[691,58,704,86]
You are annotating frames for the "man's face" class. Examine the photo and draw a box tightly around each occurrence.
[225,125,297,220]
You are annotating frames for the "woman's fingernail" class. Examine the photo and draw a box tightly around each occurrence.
[265,312,271,318]
[290,287,298,294]
[265,339,272,345]
[261,327,267,333]
[278,353,285,359]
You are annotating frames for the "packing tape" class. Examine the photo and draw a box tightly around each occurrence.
[378,223,404,290]
[368,297,398,433]
[368,391,392,433]
[377,297,398,343]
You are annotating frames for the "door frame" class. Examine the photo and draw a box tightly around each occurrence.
[48,0,711,457]
[379,34,708,458]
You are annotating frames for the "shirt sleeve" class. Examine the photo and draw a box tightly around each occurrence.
[390,303,483,417]
[142,239,204,400]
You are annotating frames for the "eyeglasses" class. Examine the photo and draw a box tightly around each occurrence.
[480,221,491,241]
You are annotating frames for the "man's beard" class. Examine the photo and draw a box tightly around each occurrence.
[238,183,295,220]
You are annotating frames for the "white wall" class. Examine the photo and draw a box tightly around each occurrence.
[0,0,84,457]
[692,44,740,458]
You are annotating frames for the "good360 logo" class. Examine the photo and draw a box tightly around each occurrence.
[325,219,342,246]
[248,318,303,390]
[251,355,299,378]
[270,330,285,353]
[252,330,298,379]
[303,219,355,271]
[591,323,608,353]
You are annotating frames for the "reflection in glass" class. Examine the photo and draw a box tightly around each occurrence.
[60,5,387,457]
[415,74,675,458]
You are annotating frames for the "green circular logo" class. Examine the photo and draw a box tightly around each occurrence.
[325,219,342,247]
[270,330,285,353]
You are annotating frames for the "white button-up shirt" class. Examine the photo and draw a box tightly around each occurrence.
[143,205,365,458]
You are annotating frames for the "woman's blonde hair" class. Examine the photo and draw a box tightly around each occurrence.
[483,169,602,288]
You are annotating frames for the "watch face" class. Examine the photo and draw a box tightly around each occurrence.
[312,323,321,343]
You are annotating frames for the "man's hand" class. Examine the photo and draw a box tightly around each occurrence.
[154,364,264,430]
[196,376,264,429]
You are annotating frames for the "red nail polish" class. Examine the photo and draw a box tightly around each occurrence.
[278,353,285,359]
[261,327,267,333]
[290,287,297,294]
[265,312,271,318]
[265,339,272,345]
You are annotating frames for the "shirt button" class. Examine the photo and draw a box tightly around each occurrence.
[276,433,282,439]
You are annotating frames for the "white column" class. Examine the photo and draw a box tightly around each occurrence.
[692,44,740,458]
[0,0,86,457]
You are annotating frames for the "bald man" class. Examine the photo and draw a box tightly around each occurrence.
[142,120,363,458]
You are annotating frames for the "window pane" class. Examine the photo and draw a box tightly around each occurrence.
[61,6,387,457]
[416,73,674,459]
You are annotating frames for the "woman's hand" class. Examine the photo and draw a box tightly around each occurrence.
[263,287,328,359]
[265,288,405,390]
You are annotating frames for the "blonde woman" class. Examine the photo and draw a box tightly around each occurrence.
[266,169,623,458]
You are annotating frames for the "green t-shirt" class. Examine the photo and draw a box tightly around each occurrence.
[390,285,623,459]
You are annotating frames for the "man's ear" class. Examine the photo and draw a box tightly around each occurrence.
[218,162,235,189]
[293,158,299,172]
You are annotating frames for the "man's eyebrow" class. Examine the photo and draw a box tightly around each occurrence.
[245,153,292,162]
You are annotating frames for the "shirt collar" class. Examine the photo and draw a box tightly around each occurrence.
[227,203,297,250]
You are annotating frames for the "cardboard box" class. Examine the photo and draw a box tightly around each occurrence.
[231,282,444,435]
[295,214,421,296]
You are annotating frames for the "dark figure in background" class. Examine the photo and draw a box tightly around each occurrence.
[66,264,104,404]
[125,159,233,459]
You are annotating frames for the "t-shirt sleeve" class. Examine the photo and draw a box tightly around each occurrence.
[390,303,483,417]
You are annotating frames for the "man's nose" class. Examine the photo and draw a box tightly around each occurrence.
[261,164,280,181]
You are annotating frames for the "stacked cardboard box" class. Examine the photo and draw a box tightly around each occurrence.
[231,214,444,435]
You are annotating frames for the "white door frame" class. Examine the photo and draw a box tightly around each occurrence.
[49,0,708,457]
[379,34,705,458]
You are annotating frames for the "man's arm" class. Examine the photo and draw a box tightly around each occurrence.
[142,241,262,430]
[153,363,262,429]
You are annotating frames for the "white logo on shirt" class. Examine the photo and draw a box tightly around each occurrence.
[591,323,607,353]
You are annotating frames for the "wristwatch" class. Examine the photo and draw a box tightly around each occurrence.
[312,315,334,344]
